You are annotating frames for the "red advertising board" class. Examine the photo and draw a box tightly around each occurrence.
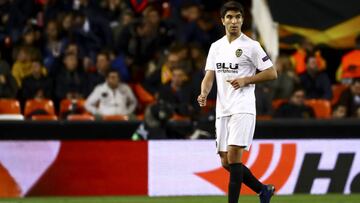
[1,140,360,197]
[0,141,148,197]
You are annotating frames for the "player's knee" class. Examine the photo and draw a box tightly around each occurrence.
[227,152,243,164]
[227,146,244,164]
[221,159,229,170]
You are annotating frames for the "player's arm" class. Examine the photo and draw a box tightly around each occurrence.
[198,70,215,107]
[228,67,277,90]
[246,67,277,84]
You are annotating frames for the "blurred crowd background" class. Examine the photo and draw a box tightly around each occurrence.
[0,0,359,126]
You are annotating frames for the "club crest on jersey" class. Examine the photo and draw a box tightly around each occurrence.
[235,48,242,57]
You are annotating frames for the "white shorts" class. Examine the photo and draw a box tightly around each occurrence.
[215,113,256,152]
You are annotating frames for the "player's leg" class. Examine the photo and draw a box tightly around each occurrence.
[221,114,275,203]
[219,152,263,194]
[227,145,245,203]
[216,117,241,203]
[219,152,229,170]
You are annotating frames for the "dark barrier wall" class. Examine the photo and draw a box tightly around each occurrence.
[0,119,360,139]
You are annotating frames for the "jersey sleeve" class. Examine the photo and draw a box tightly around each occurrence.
[205,44,215,71]
[251,42,273,71]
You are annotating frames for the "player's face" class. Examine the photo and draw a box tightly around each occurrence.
[222,10,243,36]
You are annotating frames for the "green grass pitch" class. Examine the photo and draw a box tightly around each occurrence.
[0,195,359,203]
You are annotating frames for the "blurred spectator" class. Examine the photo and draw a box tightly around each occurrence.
[336,34,360,84]
[333,78,360,118]
[176,2,202,43]
[0,1,11,43]
[111,51,131,83]
[72,0,101,18]
[70,10,113,64]
[0,58,18,98]
[116,17,161,80]
[5,0,38,44]
[158,7,180,48]
[189,43,206,72]
[11,46,32,87]
[99,0,130,28]
[12,46,46,87]
[128,0,148,14]
[0,2,13,62]
[21,58,52,100]
[271,55,299,100]
[332,104,347,119]
[44,0,73,22]
[42,20,67,74]
[274,88,315,119]
[255,82,273,115]
[181,13,223,50]
[190,43,216,113]
[144,43,188,93]
[47,41,82,76]
[113,9,134,44]
[144,6,176,50]
[87,51,112,94]
[291,37,326,75]
[20,24,42,47]
[55,53,87,100]
[85,69,137,117]
[300,54,332,100]
[159,46,184,84]
[157,64,193,117]
[58,11,75,38]
[140,64,194,139]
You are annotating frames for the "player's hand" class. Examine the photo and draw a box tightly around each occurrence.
[226,77,248,90]
[197,94,207,107]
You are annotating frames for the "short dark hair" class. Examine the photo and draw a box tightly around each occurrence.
[220,1,244,18]
[293,86,305,94]
[106,68,119,77]
[97,50,111,61]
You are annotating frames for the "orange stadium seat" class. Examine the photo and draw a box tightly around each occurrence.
[130,83,156,114]
[0,99,21,114]
[67,114,95,121]
[331,84,349,105]
[31,115,58,121]
[257,115,272,120]
[136,113,145,120]
[271,99,288,111]
[24,99,55,118]
[131,83,155,105]
[170,114,191,121]
[304,99,332,119]
[59,99,86,118]
[102,115,128,121]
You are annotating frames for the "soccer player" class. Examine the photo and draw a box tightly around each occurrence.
[197,1,277,203]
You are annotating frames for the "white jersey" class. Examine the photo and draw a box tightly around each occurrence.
[205,34,273,117]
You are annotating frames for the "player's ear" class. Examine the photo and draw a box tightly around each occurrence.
[221,17,225,26]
